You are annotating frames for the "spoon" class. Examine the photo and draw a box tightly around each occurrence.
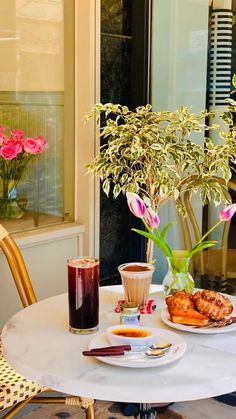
[149,342,172,350]
[145,342,172,358]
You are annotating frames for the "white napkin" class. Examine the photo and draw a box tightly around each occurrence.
[201,334,236,355]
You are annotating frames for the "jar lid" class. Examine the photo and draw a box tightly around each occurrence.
[120,302,139,313]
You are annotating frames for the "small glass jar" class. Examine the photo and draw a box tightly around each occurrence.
[120,302,140,325]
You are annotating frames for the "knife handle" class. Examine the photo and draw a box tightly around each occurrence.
[83,350,124,356]
[89,344,131,352]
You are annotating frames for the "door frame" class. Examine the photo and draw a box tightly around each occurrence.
[74,0,100,257]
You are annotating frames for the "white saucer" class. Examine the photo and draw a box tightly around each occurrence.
[88,327,186,368]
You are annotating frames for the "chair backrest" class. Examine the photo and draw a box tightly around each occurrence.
[0,225,37,307]
[179,177,236,277]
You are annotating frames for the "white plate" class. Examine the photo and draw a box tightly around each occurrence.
[161,307,236,334]
[88,327,186,368]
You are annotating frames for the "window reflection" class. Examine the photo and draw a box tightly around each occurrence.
[0,0,74,232]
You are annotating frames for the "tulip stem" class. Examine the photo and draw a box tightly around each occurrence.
[199,220,222,243]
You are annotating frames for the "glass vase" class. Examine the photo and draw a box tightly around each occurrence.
[0,179,26,220]
[162,250,195,296]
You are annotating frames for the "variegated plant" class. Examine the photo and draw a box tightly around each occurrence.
[86,102,236,214]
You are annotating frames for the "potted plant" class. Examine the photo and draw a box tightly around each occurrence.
[86,93,236,277]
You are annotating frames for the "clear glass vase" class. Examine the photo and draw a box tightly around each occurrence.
[0,179,26,220]
[162,250,195,296]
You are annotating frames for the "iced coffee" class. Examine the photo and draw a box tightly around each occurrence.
[118,262,154,306]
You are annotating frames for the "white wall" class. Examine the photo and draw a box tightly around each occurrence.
[151,0,209,281]
[0,0,100,330]
[0,226,83,330]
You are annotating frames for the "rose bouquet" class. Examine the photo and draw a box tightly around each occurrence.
[127,192,236,294]
[0,127,48,219]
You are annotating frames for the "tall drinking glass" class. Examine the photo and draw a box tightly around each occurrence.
[67,257,99,334]
[118,262,154,307]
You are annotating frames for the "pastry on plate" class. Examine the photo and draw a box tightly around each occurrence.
[166,291,195,312]
[192,290,233,321]
[168,308,209,326]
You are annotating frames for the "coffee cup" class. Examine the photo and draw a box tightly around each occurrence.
[118,262,154,307]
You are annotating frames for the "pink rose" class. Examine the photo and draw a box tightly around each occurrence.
[3,137,11,145]
[0,145,18,160]
[15,140,24,154]
[3,138,23,154]
[34,135,48,149]
[3,139,15,146]
[11,129,24,140]
[0,127,5,135]
[0,135,5,146]
[24,138,44,155]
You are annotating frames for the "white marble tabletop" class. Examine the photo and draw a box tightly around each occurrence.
[2,285,236,403]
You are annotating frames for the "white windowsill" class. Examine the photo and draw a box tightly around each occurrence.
[12,223,84,249]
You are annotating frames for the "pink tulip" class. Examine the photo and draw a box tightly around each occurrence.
[145,206,160,229]
[126,192,146,218]
[219,204,236,221]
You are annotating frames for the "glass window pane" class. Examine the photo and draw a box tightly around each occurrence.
[0,0,74,232]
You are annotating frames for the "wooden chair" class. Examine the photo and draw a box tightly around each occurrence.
[0,225,95,419]
[179,177,236,293]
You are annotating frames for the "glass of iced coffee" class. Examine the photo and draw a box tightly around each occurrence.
[67,257,99,334]
[118,262,154,307]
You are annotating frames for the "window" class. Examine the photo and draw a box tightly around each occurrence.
[0,0,75,233]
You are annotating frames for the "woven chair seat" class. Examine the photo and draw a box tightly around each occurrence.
[0,337,43,412]
[0,225,95,418]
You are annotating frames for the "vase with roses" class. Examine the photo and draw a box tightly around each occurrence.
[0,127,48,219]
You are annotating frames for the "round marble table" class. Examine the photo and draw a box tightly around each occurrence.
[2,285,236,403]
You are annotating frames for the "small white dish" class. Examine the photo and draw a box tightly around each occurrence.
[89,327,186,368]
[106,324,153,347]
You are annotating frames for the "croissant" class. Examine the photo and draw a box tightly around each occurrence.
[192,290,233,321]
[166,291,195,311]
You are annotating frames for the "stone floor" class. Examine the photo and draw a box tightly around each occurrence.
[14,396,236,418]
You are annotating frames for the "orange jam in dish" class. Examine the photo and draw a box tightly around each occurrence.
[111,328,151,338]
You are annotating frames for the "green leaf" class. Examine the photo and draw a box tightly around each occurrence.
[120,173,129,184]
[160,223,174,240]
[232,74,236,88]
[173,188,179,200]
[132,228,172,257]
[188,241,217,257]
[103,179,110,197]
[213,191,221,206]
[159,184,168,197]
[113,183,121,199]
